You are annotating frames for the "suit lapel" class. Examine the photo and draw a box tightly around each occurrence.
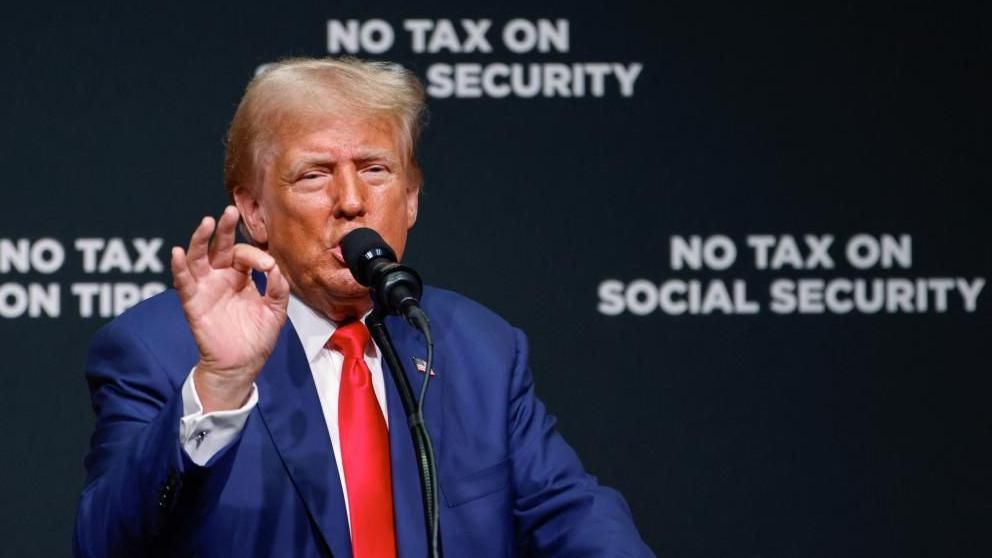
[382,315,445,557]
[256,323,352,558]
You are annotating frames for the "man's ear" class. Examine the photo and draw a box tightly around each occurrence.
[233,185,268,245]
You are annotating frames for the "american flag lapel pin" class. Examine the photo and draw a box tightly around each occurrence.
[412,357,436,376]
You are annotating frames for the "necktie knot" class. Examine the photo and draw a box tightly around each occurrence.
[329,321,370,359]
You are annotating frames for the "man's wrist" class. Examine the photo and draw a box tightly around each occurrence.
[193,365,255,413]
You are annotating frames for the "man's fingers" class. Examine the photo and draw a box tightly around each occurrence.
[208,206,240,267]
[231,244,276,275]
[264,263,290,309]
[186,216,215,277]
[170,246,196,298]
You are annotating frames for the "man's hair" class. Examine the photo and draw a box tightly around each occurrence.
[223,57,427,199]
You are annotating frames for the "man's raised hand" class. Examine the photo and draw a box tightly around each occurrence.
[170,205,290,412]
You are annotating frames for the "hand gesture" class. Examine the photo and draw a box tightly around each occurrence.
[170,206,290,412]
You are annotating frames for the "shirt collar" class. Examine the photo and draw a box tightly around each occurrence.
[286,294,378,363]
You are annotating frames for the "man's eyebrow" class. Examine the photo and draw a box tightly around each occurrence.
[284,150,400,177]
[352,149,399,164]
[285,155,335,176]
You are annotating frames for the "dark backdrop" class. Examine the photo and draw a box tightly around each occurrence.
[2,2,989,557]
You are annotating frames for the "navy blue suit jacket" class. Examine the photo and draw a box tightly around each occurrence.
[75,286,653,557]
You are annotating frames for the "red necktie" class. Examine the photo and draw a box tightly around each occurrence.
[328,321,397,558]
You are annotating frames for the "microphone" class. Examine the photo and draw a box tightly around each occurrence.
[342,227,440,555]
[340,228,430,333]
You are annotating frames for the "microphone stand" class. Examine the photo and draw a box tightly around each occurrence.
[367,308,442,558]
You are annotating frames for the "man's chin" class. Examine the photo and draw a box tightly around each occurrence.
[288,273,368,312]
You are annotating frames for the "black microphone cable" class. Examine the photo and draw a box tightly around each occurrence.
[342,228,442,558]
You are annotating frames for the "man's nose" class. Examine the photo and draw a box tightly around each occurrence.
[332,167,367,218]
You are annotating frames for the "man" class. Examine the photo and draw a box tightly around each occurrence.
[75,57,653,557]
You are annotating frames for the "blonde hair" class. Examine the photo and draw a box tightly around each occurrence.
[223,57,427,198]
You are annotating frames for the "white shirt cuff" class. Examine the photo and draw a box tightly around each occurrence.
[179,368,258,466]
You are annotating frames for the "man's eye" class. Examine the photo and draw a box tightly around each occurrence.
[302,172,324,180]
[362,166,392,185]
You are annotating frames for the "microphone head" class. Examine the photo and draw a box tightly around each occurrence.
[340,228,397,287]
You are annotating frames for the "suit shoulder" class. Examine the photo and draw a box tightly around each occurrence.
[421,285,519,347]
[81,289,198,397]
[422,286,511,326]
[89,289,193,355]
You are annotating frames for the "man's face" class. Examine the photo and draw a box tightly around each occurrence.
[236,113,419,321]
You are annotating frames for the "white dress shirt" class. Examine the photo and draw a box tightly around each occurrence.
[178,295,389,526]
